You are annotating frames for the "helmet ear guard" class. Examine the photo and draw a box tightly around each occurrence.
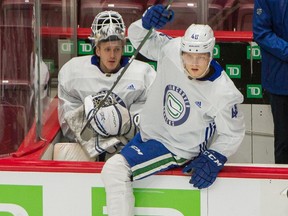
[89,10,126,47]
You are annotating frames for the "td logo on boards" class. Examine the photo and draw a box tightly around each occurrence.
[0,185,42,216]
[92,187,200,216]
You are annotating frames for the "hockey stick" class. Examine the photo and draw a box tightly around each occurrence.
[80,0,174,140]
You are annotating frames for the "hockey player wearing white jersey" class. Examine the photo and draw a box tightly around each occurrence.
[101,4,245,216]
[55,11,156,161]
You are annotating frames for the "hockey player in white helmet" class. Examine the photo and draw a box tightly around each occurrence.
[55,10,156,161]
[181,24,215,79]
[101,4,245,216]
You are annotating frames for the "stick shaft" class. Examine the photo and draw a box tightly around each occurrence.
[80,0,174,136]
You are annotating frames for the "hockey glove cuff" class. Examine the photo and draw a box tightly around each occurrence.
[142,4,174,30]
[182,150,227,189]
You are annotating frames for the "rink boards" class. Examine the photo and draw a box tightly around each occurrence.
[0,161,287,216]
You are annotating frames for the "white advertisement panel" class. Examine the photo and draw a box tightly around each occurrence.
[0,168,287,216]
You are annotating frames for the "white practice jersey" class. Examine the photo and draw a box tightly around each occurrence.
[128,20,245,159]
[58,55,156,140]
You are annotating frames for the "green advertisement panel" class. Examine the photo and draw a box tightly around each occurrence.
[78,40,94,55]
[213,44,220,59]
[226,64,242,79]
[123,41,136,57]
[247,84,263,99]
[216,42,268,104]
[247,45,261,60]
[92,187,200,216]
[0,185,43,216]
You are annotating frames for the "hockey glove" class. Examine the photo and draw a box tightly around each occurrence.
[142,4,174,30]
[182,150,227,189]
[64,105,128,158]
[84,95,132,137]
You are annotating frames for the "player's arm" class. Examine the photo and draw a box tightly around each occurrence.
[182,149,227,189]
[58,63,82,140]
[183,99,245,189]
[125,63,156,140]
[128,4,174,61]
[253,0,288,61]
[209,101,245,157]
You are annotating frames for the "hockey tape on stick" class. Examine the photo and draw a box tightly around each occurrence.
[80,0,174,141]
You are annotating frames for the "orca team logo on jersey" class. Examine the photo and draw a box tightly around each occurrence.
[163,85,190,126]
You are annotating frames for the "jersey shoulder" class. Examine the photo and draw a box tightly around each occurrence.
[68,55,93,65]
[206,72,244,109]
[58,55,96,80]
[130,59,156,72]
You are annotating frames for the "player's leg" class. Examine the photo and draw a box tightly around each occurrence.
[270,93,288,164]
[101,133,188,216]
[53,142,94,161]
[121,133,189,181]
[101,154,134,216]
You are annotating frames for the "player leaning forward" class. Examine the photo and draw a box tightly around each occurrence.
[56,11,156,161]
[101,4,245,216]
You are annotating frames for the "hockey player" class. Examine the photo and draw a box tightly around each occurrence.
[101,4,245,216]
[55,10,156,161]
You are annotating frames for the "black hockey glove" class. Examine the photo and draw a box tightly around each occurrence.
[142,4,174,30]
[182,150,227,189]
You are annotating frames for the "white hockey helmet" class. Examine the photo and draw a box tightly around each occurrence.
[90,10,126,47]
[181,24,215,58]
